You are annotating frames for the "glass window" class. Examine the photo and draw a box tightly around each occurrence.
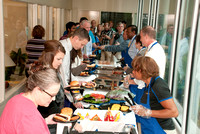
[37,5,41,25]
[46,6,50,40]
[156,0,177,83]
[4,0,28,92]
[53,7,56,40]
[101,12,132,28]
[141,0,150,28]
[173,0,195,124]
[187,14,200,134]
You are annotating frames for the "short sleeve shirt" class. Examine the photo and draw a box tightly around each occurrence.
[0,93,50,134]
[140,77,175,130]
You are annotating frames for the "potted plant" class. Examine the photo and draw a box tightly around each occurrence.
[10,48,27,76]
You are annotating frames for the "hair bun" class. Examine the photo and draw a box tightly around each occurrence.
[28,61,46,75]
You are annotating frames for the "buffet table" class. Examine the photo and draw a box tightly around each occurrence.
[56,87,138,134]
[56,59,138,134]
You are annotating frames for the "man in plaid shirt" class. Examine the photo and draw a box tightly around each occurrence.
[99,22,114,64]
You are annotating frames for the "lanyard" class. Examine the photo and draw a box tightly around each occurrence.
[128,35,136,48]
[148,41,157,52]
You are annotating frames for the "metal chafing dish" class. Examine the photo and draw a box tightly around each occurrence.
[94,66,125,90]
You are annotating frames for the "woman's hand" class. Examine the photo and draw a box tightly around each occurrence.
[131,105,152,118]
[64,89,70,94]
[123,64,128,71]
[45,114,57,124]
[74,102,84,109]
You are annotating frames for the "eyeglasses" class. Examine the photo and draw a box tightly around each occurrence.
[41,89,54,98]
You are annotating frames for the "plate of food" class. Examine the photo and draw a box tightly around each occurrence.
[84,104,99,110]
[82,93,110,104]
[79,72,89,76]
[53,108,80,123]
[89,54,96,58]
[82,60,91,64]
[87,64,96,68]
[81,81,96,88]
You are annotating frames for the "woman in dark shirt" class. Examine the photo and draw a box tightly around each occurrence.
[129,56,178,134]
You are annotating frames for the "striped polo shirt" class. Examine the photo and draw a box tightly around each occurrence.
[26,38,45,69]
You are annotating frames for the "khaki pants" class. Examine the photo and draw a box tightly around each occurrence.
[100,50,112,63]
[113,52,121,60]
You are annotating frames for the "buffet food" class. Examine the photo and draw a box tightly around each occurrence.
[82,60,90,64]
[70,81,80,89]
[89,54,96,58]
[104,110,120,122]
[106,89,135,100]
[90,114,102,121]
[89,105,98,110]
[81,81,96,88]
[53,107,73,122]
[80,72,89,76]
[83,93,110,104]
[100,103,130,112]
[87,64,96,68]
[120,105,129,112]
[111,104,121,110]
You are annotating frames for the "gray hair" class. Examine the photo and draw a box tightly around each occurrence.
[80,20,90,27]
[117,22,124,27]
[26,68,60,92]
[141,26,156,39]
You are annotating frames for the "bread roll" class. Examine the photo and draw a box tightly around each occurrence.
[53,107,73,122]
[53,113,70,122]
[70,81,80,89]
[70,115,80,121]
[61,107,73,117]
[70,81,79,87]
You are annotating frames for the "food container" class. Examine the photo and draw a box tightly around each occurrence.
[73,109,125,133]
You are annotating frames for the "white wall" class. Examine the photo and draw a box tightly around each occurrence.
[71,0,138,22]
[15,0,72,9]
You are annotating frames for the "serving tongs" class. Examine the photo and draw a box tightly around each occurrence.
[124,93,136,106]
[128,92,136,105]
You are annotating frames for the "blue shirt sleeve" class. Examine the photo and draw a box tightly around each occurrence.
[104,40,128,52]
[89,30,96,43]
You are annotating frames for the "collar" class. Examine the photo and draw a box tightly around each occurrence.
[131,35,136,41]
[147,40,157,50]
[118,31,124,35]
[66,38,73,51]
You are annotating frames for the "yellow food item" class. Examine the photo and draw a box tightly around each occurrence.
[114,112,120,122]
[121,105,129,112]
[77,112,84,120]
[90,105,98,110]
[85,112,90,119]
[111,104,121,110]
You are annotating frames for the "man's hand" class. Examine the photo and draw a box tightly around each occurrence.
[123,64,129,71]
[99,45,105,50]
